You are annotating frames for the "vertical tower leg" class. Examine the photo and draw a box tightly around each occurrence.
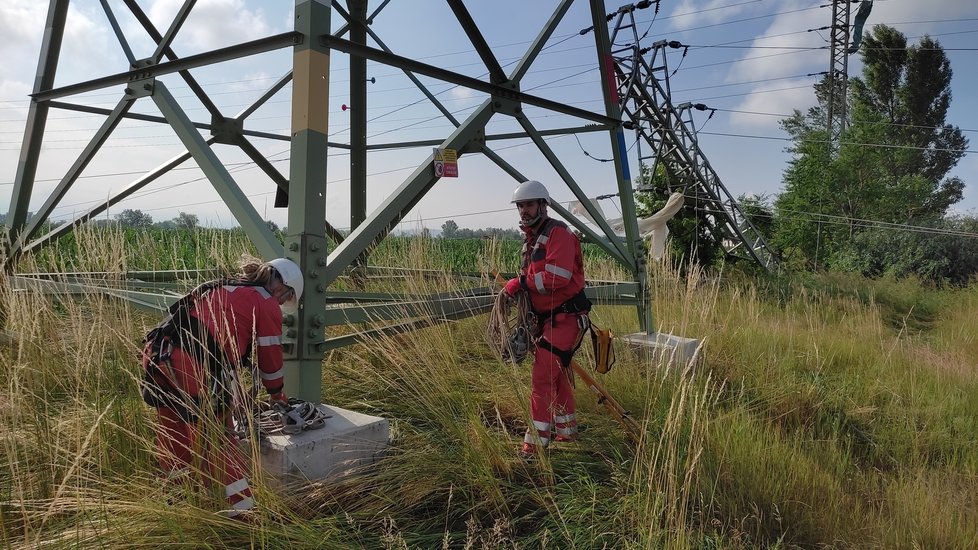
[589,0,652,333]
[285,0,331,401]
[4,0,69,267]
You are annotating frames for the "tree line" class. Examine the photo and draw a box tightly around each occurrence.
[438,219,523,241]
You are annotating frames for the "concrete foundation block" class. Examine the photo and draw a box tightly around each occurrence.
[257,403,389,482]
[621,331,702,367]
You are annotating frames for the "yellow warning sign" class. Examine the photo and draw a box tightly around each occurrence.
[433,147,458,178]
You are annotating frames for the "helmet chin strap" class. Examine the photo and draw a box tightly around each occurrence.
[519,203,548,230]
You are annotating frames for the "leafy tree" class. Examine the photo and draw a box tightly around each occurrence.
[775,25,968,270]
[832,216,978,285]
[452,226,522,240]
[440,219,458,239]
[172,212,199,230]
[737,193,775,238]
[115,209,153,228]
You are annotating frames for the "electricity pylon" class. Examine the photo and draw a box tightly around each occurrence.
[609,5,779,270]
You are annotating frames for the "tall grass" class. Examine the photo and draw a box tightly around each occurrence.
[0,229,976,547]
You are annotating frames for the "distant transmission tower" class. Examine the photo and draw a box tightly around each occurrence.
[825,0,854,148]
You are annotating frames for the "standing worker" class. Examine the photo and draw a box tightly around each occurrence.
[140,256,303,519]
[504,180,591,457]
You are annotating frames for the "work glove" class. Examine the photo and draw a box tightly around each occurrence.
[504,276,526,297]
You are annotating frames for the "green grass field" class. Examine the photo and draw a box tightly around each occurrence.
[1,227,976,548]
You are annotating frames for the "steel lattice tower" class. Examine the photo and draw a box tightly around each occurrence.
[609,6,779,270]
[825,0,854,148]
[4,0,668,400]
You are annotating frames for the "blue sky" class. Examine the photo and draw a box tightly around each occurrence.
[1,0,975,233]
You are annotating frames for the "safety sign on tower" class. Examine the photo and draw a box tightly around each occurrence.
[432,148,458,178]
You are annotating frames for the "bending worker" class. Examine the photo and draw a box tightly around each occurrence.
[140,256,303,518]
[504,180,591,457]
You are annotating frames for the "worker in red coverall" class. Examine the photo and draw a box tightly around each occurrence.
[504,180,591,457]
[141,256,303,519]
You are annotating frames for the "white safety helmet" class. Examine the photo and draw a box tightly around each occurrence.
[267,257,303,312]
[511,180,550,205]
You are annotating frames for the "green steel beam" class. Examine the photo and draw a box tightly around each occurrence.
[332,0,390,37]
[317,279,639,353]
[325,293,494,325]
[9,276,180,313]
[99,0,136,65]
[447,0,507,84]
[284,0,332,402]
[32,32,300,103]
[234,134,290,206]
[349,0,368,231]
[590,0,652,333]
[321,34,622,128]
[320,282,639,327]
[235,71,292,120]
[5,0,69,267]
[151,80,283,259]
[318,301,496,353]
[509,0,574,82]
[334,2,460,127]
[18,269,218,282]
[149,0,195,65]
[123,0,221,118]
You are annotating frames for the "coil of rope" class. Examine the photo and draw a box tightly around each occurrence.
[486,289,537,364]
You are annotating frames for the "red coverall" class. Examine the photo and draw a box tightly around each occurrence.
[506,218,587,449]
[144,284,285,517]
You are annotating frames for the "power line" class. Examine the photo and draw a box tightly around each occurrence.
[694,129,977,154]
[683,83,814,102]
[659,190,978,239]
[713,107,978,134]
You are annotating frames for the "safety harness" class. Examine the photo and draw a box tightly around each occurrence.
[140,279,259,423]
[521,218,594,369]
[534,291,592,369]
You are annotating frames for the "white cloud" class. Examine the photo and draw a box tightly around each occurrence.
[0,2,112,100]
[0,80,30,112]
[149,0,270,52]
[0,2,47,53]
[450,86,476,101]
[716,1,824,130]
[870,0,976,32]
[728,78,817,129]
[668,0,759,28]
[723,1,825,83]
